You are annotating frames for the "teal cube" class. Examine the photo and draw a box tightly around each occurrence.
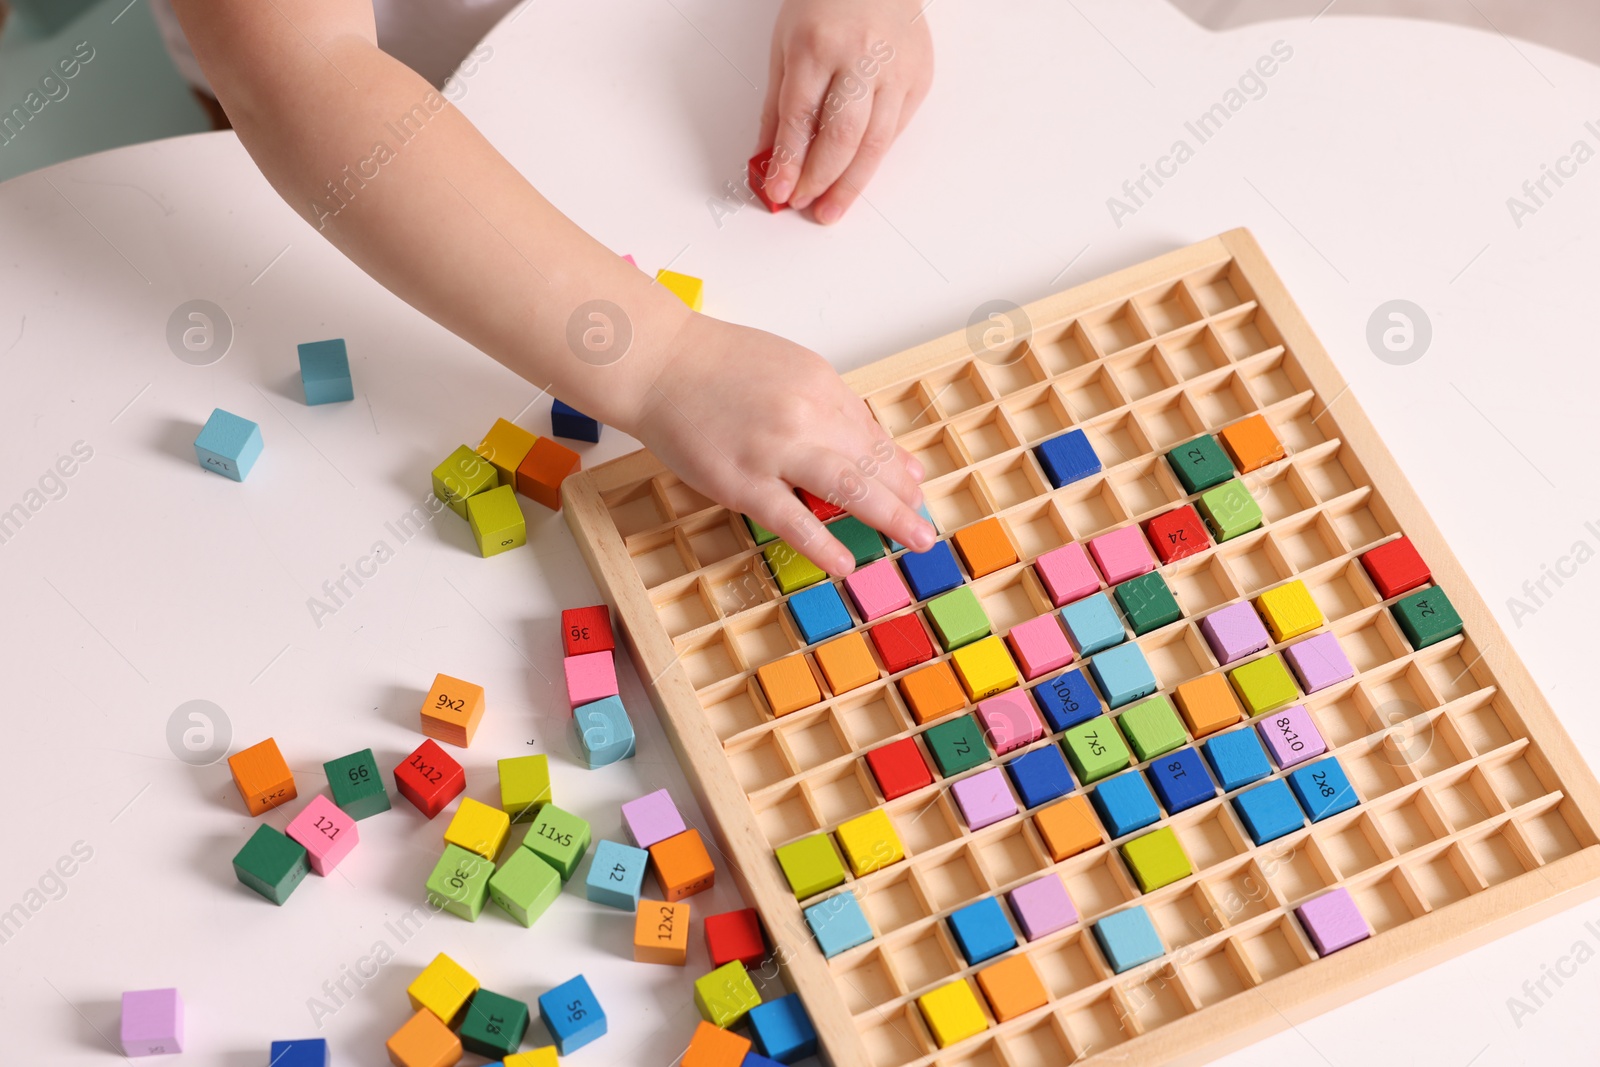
[233,824,308,905]
[1392,587,1464,649]
[584,839,648,910]
[573,696,635,768]
[324,748,390,820]
[1167,435,1234,493]
[830,515,886,566]
[194,408,263,482]
[1114,572,1182,636]
[426,843,493,920]
[297,338,354,405]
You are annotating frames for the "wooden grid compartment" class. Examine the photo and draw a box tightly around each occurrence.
[562,231,1600,1066]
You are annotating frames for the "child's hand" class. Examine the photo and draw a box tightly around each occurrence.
[631,314,934,577]
[758,0,933,223]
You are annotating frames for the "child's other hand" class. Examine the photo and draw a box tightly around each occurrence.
[632,314,934,577]
[758,0,933,224]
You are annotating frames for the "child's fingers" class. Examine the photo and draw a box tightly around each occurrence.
[790,451,934,561]
[757,42,784,152]
[806,92,903,224]
[789,77,875,212]
[751,482,855,577]
[767,60,832,207]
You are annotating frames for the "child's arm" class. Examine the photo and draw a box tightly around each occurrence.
[757,0,934,221]
[170,0,934,575]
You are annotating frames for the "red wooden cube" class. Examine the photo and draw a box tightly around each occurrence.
[393,740,465,819]
[1145,505,1210,564]
[562,605,615,657]
[705,907,768,969]
[748,149,788,213]
[865,737,934,801]
[868,614,934,675]
[798,488,844,522]
[1361,536,1431,600]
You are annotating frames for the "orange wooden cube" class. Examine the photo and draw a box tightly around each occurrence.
[227,738,296,816]
[1035,795,1102,861]
[515,436,580,510]
[814,632,879,696]
[898,660,966,724]
[420,673,485,748]
[682,1019,751,1067]
[756,654,821,716]
[976,953,1049,1022]
[1218,414,1285,473]
[650,828,716,901]
[635,899,691,965]
[1173,672,1244,738]
[952,517,1018,579]
[386,1008,462,1067]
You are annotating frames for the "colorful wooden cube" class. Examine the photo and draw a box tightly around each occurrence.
[228,737,296,816]
[1145,746,1216,814]
[869,613,934,674]
[1035,428,1101,487]
[1200,601,1271,664]
[1145,504,1210,564]
[1031,666,1102,732]
[897,540,965,600]
[976,953,1049,1023]
[695,961,761,1028]
[748,148,786,212]
[917,978,988,1048]
[834,809,905,876]
[286,794,358,875]
[497,753,551,822]
[1232,778,1305,845]
[952,516,1018,579]
[1087,642,1158,708]
[798,488,845,521]
[1089,525,1155,585]
[1257,704,1326,769]
[787,582,853,645]
[394,740,466,819]
[775,833,846,899]
[1295,887,1372,955]
[487,848,561,926]
[386,1009,462,1067]
[503,1052,559,1067]
[1284,631,1356,693]
[1256,579,1323,642]
[297,338,353,405]
[830,515,886,566]
[803,890,874,957]
[951,635,1020,700]
[866,737,934,801]
[621,788,686,849]
[974,688,1044,754]
[1218,413,1285,473]
[194,407,263,481]
[763,540,826,594]
[843,558,911,621]
[564,649,618,708]
[538,975,606,1054]
[1093,905,1165,973]
[1228,653,1300,715]
[757,654,821,716]
[324,748,389,820]
[515,436,581,510]
[1114,572,1183,636]
[444,797,511,860]
[1120,826,1192,892]
[408,952,479,1024]
[745,515,779,545]
[1197,479,1263,541]
[466,484,527,557]
[1360,535,1431,600]
[562,604,615,656]
[1090,771,1162,838]
[898,660,966,723]
[650,828,716,900]
[1006,613,1074,680]
[585,838,649,909]
[1060,592,1125,655]
[747,993,816,1062]
[1392,586,1464,649]
[476,417,537,485]
[705,907,767,969]
[635,899,691,965]
[573,695,636,768]
[814,632,879,695]
[1035,541,1102,607]
[267,1039,327,1067]
[925,587,990,652]
[1173,672,1245,738]
[886,501,938,553]
[1034,795,1103,861]
[426,843,494,920]
[684,1019,750,1067]
[233,824,308,904]
[1116,694,1188,762]
[421,672,486,748]
[951,766,1019,831]
[657,268,704,311]
[433,444,498,518]
[551,398,601,443]
[1288,757,1360,822]
[525,804,592,880]
[924,713,991,776]
[121,988,183,1056]
[1063,717,1132,783]
[459,988,529,1059]
[947,896,1017,965]
[1005,744,1075,808]
[1201,728,1272,791]
[1166,434,1233,493]
[1007,873,1078,940]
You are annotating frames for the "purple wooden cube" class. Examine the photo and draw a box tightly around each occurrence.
[121,987,183,1057]
[1007,873,1079,941]
[1295,888,1371,955]
[621,788,686,849]
[950,767,1018,831]
[1256,704,1327,769]
[1284,631,1356,693]
[1199,602,1270,665]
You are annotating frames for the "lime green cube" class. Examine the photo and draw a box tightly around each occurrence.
[497,754,551,823]
[1120,827,1192,892]
[694,961,761,1028]
[925,587,991,651]
[466,484,527,557]
[433,444,498,518]
[1062,718,1132,783]
[523,804,591,880]
[488,848,561,927]
[1228,653,1299,715]
[745,515,778,545]
[1116,695,1188,762]
[775,833,846,899]
[1197,479,1263,542]
[426,844,494,920]
[763,540,826,594]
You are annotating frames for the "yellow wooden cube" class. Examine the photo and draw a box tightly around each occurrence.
[504,1050,559,1067]
[950,635,1019,701]
[834,810,905,877]
[657,268,704,312]
[917,978,989,1048]
[1255,579,1324,642]
[476,418,538,485]
[406,952,478,1025]
[443,797,510,860]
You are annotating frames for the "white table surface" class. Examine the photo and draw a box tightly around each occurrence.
[2,1,1598,1063]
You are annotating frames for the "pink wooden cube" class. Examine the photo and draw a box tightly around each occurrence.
[1089,525,1156,585]
[621,788,688,848]
[1035,542,1100,607]
[286,794,359,875]
[974,689,1044,755]
[564,650,619,708]
[121,988,183,1057]
[843,558,913,621]
[1006,614,1074,680]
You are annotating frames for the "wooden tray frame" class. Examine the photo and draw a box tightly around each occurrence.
[563,229,1600,1066]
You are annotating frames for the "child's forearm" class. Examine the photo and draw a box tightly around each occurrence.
[172,0,689,432]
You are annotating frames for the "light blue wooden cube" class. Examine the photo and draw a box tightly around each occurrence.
[194,408,263,482]
[584,839,648,910]
[297,339,354,405]
[573,695,635,768]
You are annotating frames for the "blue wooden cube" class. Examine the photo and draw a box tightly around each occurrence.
[297,339,353,405]
[537,975,606,1054]
[1005,745,1075,809]
[1093,905,1165,973]
[803,890,873,958]
[584,839,648,910]
[886,502,937,553]
[742,1055,786,1067]
[1032,666,1102,732]
[747,993,818,1062]
[1232,778,1305,845]
[946,896,1016,965]
[1035,429,1101,488]
[1087,643,1157,708]
[1091,770,1162,838]
[573,696,635,768]
[194,408,263,482]
[268,1039,328,1067]
[1201,728,1272,792]
[551,399,601,443]
[1145,747,1216,814]
[1288,758,1360,822]
[1060,592,1125,655]
[786,582,852,645]
[897,540,964,601]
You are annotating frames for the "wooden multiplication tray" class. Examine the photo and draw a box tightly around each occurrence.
[563,230,1600,1065]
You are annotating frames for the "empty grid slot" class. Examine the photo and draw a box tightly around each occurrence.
[1305,560,1380,621]
[684,514,747,568]
[1142,628,1211,688]
[1174,807,1249,871]
[677,632,741,689]
[1242,918,1314,981]
[630,529,695,587]
[1002,1018,1080,1067]
[1108,345,1179,403]
[1273,513,1346,571]
[1062,994,1133,1052]
[1085,301,1150,355]
[809,764,877,824]
[889,926,963,989]
[1161,326,1230,380]
[903,426,970,480]
[1118,965,1192,1030]
[1267,395,1329,453]
[654,581,720,638]
[660,476,715,519]
[976,571,1049,633]
[1362,663,1441,724]
[605,480,672,537]
[1453,693,1518,755]
[863,872,935,934]
[978,346,1050,397]
[1410,846,1478,909]
[1464,825,1537,886]
[892,794,963,853]
[1205,864,1276,925]
[1219,532,1292,596]
[1183,262,1250,316]
[1519,802,1588,863]
[981,455,1050,510]
[1314,813,1390,879]
[1334,612,1408,673]
[978,824,1047,887]
[857,1006,930,1067]
[1135,282,1202,336]
[1485,752,1549,808]
[1083,412,1153,469]
[837,949,902,1012]
[1210,304,1279,360]
[1307,686,1372,748]
[1058,365,1125,421]
[838,688,910,749]
[926,473,995,531]
[1259,840,1337,905]
[1377,794,1445,853]
[1003,501,1071,560]
[1240,350,1311,407]
[1247,464,1319,523]
[1057,478,1127,540]
[1181,945,1250,1006]
[1190,372,1257,429]
[1399,713,1469,781]
[1004,385,1073,444]
[1031,931,1107,999]
[1349,870,1425,934]
[704,557,777,617]
[705,681,767,740]
[1324,491,1399,553]
[1150,886,1223,949]
[1421,647,1491,703]
[936,1042,1006,1067]
[1168,556,1241,616]
[871,381,942,436]
[729,734,794,792]
[1341,739,1410,799]
[1430,769,1503,831]
[927,364,996,419]
[1298,444,1366,502]
[922,849,991,910]
[1109,456,1184,519]
[730,607,801,665]
[783,713,851,773]
[1135,394,1206,450]
[755,784,821,846]
[1063,855,1137,919]
[1032,321,1098,376]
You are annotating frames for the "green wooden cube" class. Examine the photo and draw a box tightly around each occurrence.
[324,748,390,820]
[1063,718,1132,783]
[1197,479,1264,542]
[775,833,847,899]
[830,515,886,567]
[763,540,826,594]
[745,515,778,545]
[1120,826,1192,893]
[1113,573,1183,636]
[924,714,990,776]
[426,843,494,920]
[488,847,561,926]
[466,484,527,557]
[524,804,591,880]
[497,753,551,823]
[1116,695,1188,762]
[459,988,530,1058]
[1167,435,1235,493]
[233,824,309,905]
[925,587,991,651]
[1228,653,1299,716]
[1392,587,1463,649]
[433,444,498,518]
[694,961,761,1028]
